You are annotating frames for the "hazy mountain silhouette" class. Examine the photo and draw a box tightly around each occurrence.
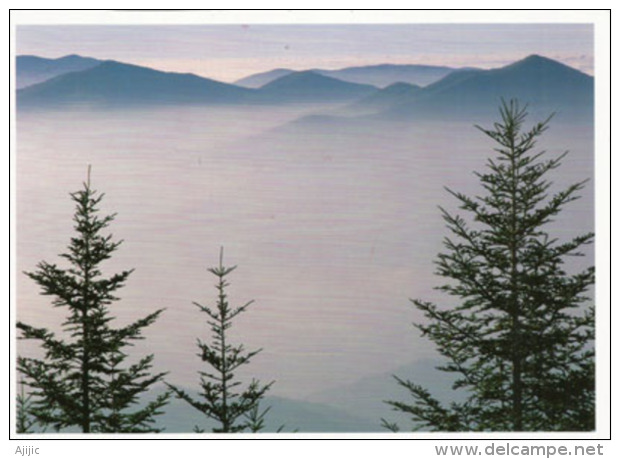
[255,70,378,103]
[17,62,379,108]
[269,55,593,131]
[33,388,380,433]
[379,55,593,121]
[17,55,593,119]
[318,63,472,88]
[143,389,380,433]
[16,54,102,89]
[350,82,423,111]
[17,60,256,108]
[259,396,381,432]
[235,63,474,88]
[306,357,461,430]
[234,68,296,88]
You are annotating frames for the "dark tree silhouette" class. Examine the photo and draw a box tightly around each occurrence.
[17,172,170,432]
[386,100,595,431]
[166,249,273,433]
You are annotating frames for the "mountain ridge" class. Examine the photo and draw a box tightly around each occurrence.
[17,60,256,108]
[17,61,380,108]
[16,54,102,89]
[348,81,423,112]
[375,54,593,121]
[17,54,593,119]
[256,70,378,102]
[235,62,475,88]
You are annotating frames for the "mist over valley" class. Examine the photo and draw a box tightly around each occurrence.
[15,52,595,431]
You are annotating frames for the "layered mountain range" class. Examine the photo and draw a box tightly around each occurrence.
[16,54,593,121]
[233,63,467,88]
[16,54,101,89]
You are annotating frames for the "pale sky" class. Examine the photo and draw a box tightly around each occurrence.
[16,23,594,83]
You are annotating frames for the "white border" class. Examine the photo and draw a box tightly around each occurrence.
[7,8,613,453]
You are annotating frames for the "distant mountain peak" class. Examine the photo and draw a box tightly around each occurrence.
[60,53,92,60]
[234,68,295,88]
[17,59,255,108]
[347,81,422,111]
[256,69,377,103]
[503,54,587,75]
[237,63,477,90]
[377,54,593,121]
[522,53,549,62]
[16,54,103,89]
[261,70,337,87]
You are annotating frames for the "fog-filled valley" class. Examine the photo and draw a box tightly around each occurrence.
[15,51,596,432]
[16,107,594,430]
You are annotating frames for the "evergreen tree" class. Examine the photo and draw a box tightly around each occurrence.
[17,173,170,433]
[166,249,273,433]
[244,403,295,433]
[386,100,595,431]
[16,380,39,434]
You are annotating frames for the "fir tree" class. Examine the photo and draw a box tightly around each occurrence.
[17,172,170,433]
[244,403,295,433]
[386,100,595,431]
[16,380,39,434]
[166,249,273,433]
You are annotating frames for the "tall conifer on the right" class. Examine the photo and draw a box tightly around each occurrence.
[386,100,595,431]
